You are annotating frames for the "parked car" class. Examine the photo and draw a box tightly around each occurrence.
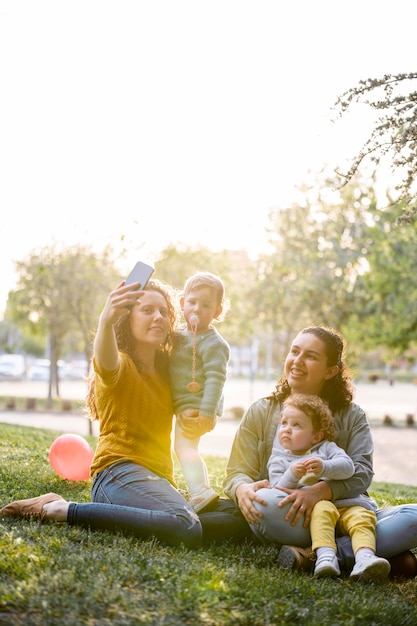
[0,354,26,379]
[27,359,66,381]
[60,360,88,380]
[27,359,51,381]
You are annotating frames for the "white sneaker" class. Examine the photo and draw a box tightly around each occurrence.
[350,555,391,582]
[189,487,219,513]
[314,554,341,578]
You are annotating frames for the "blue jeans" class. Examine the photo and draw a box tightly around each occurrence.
[250,488,311,547]
[199,497,251,544]
[339,504,417,569]
[250,488,417,568]
[66,460,202,548]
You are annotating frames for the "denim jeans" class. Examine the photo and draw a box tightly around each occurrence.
[250,488,311,546]
[198,497,252,545]
[249,488,417,568]
[66,460,202,548]
[338,504,417,569]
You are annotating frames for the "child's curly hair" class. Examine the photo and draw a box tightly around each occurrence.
[283,393,335,441]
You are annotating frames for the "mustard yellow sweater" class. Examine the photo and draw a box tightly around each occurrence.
[90,352,175,485]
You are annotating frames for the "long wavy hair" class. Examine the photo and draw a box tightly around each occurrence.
[270,326,354,413]
[86,279,179,421]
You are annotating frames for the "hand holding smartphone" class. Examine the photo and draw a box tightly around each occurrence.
[125,261,154,290]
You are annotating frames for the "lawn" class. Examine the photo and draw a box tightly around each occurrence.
[0,423,416,626]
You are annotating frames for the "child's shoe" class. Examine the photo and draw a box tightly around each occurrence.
[314,554,341,578]
[189,487,219,513]
[350,554,391,582]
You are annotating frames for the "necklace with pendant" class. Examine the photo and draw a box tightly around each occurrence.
[187,315,200,393]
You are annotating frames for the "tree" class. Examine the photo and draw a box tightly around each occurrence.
[7,244,120,406]
[333,73,417,222]
[352,201,417,353]
[256,173,398,373]
[0,319,23,354]
[155,243,259,346]
[155,243,221,292]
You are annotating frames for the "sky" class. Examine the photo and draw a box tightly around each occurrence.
[1,0,416,316]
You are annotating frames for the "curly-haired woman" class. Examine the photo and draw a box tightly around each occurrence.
[224,326,417,579]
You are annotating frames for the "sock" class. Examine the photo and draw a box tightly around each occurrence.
[316,547,336,561]
[355,548,375,562]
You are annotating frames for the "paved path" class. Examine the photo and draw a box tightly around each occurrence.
[1,378,417,421]
[1,409,417,488]
[1,378,417,488]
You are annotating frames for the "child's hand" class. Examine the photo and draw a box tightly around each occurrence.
[303,457,323,475]
[290,461,308,479]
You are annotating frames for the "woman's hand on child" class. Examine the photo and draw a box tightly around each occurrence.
[177,412,217,438]
[277,481,333,528]
[236,480,271,525]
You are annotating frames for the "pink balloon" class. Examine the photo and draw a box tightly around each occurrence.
[49,434,94,481]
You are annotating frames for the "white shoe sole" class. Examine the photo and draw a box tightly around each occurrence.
[314,564,340,578]
[350,559,391,582]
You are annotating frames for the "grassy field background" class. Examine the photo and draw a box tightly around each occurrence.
[0,422,417,625]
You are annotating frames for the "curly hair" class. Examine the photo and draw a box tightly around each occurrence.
[271,326,354,413]
[86,279,179,421]
[282,393,335,441]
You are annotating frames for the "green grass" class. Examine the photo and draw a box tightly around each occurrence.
[0,424,417,626]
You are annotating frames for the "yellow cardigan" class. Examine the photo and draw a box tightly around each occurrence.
[90,352,175,486]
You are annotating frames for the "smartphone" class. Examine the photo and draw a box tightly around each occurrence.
[125,261,154,289]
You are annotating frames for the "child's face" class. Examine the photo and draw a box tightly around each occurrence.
[181,287,222,333]
[278,405,323,455]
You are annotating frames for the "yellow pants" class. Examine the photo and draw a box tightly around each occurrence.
[310,500,377,554]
